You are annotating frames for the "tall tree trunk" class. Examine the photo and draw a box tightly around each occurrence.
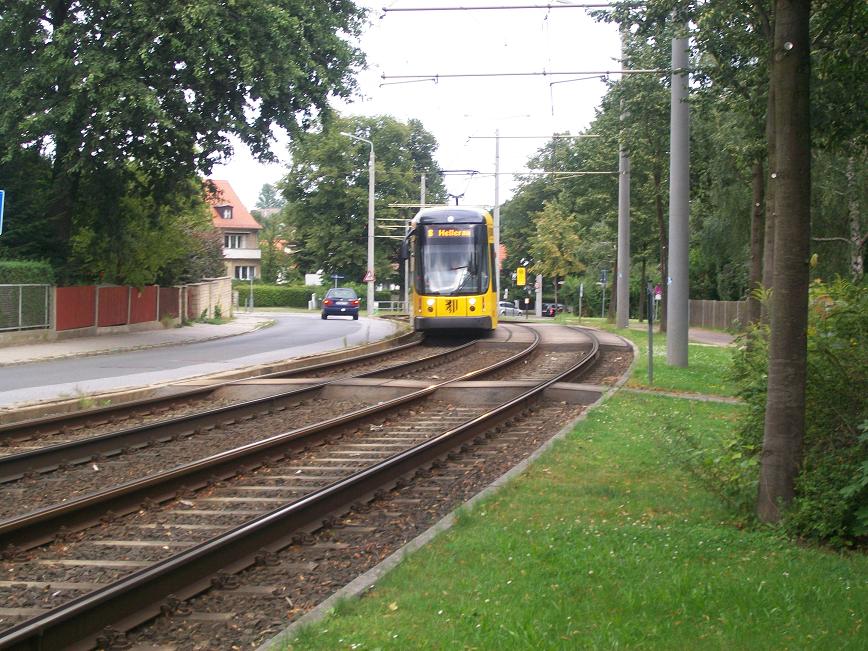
[761,83,777,324]
[757,0,811,523]
[748,158,765,325]
[653,165,668,332]
[846,155,865,281]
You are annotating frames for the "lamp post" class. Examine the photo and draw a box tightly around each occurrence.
[340,131,375,316]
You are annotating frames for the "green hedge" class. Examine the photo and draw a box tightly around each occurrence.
[235,284,315,308]
[235,283,394,308]
[0,260,55,284]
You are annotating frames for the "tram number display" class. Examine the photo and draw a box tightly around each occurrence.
[427,227,471,238]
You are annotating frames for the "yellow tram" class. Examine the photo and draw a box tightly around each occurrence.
[401,207,499,331]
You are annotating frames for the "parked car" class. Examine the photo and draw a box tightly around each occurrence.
[498,300,523,317]
[321,287,360,320]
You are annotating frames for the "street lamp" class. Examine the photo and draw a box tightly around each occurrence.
[340,131,375,316]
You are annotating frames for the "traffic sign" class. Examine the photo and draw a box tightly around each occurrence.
[516,266,526,286]
[0,190,5,236]
[362,269,375,283]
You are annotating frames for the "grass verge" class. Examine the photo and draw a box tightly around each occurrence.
[280,391,866,650]
[561,317,738,396]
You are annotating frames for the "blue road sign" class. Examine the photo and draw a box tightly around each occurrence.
[0,190,4,235]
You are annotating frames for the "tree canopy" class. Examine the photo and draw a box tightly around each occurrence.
[0,0,365,280]
[281,115,446,285]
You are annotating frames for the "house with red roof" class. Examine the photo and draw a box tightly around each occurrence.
[205,179,262,280]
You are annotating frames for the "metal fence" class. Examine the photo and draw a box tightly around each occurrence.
[0,284,51,332]
[373,301,409,315]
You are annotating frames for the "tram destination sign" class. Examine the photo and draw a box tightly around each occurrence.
[427,226,471,238]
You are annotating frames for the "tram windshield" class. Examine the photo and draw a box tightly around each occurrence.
[415,223,490,295]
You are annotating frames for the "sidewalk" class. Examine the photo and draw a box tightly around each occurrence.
[688,326,736,346]
[627,323,736,347]
[0,312,274,366]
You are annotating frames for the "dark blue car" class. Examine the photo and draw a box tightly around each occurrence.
[321,287,360,320]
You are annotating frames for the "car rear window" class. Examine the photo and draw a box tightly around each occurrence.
[328,288,357,299]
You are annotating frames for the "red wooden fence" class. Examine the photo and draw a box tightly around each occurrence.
[55,286,96,331]
[97,286,129,327]
[56,285,163,331]
[158,287,180,319]
[129,286,157,324]
[53,281,225,332]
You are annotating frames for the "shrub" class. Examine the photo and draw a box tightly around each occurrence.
[0,260,55,284]
[236,284,318,308]
[235,283,393,308]
[682,279,868,547]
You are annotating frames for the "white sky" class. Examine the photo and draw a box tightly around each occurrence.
[210,1,621,210]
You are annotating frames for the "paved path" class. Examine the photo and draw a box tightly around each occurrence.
[0,312,399,410]
[626,323,736,347]
[0,313,272,366]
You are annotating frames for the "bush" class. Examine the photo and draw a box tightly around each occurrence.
[235,282,395,308]
[0,260,55,284]
[682,279,868,547]
[235,283,316,308]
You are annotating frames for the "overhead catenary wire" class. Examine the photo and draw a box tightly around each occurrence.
[381,4,628,13]
[381,69,670,85]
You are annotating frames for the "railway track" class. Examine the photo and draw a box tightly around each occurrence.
[0,324,630,650]
[0,336,493,484]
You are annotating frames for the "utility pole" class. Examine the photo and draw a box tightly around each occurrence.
[616,31,631,329]
[340,131,376,317]
[666,29,690,366]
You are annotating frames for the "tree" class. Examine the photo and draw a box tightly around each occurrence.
[256,183,286,211]
[256,211,297,284]
[757,0,812,523]
[0,0,365,272]
[69,174,219,286]
[282,115,446,284]
[529,201,586,299]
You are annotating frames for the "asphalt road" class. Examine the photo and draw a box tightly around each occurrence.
[0,314,396,408]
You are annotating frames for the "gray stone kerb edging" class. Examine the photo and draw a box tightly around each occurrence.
[0,318,276,367]
[257,329,637,650]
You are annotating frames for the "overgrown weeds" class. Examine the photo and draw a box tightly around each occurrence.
[688,279,868,547]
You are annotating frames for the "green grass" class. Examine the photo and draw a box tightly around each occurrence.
[561,316,739,396]
[614,327,738,397]
[279,391,867,650]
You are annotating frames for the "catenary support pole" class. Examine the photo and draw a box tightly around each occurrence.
[494,129,501,299]
[616,33,631,328]
[666,31,690,366]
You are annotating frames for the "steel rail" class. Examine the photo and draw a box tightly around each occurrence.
[0,337,474,483]
[0,327,606,650]
[0,334,537,550]
[0,332,422,445]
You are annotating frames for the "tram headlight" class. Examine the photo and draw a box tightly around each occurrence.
[468,297,476,312]
[426,298,435,313]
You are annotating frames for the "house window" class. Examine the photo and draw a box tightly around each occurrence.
[235,265,255,280]
[224,234,243,249]
[218,205,233,219]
